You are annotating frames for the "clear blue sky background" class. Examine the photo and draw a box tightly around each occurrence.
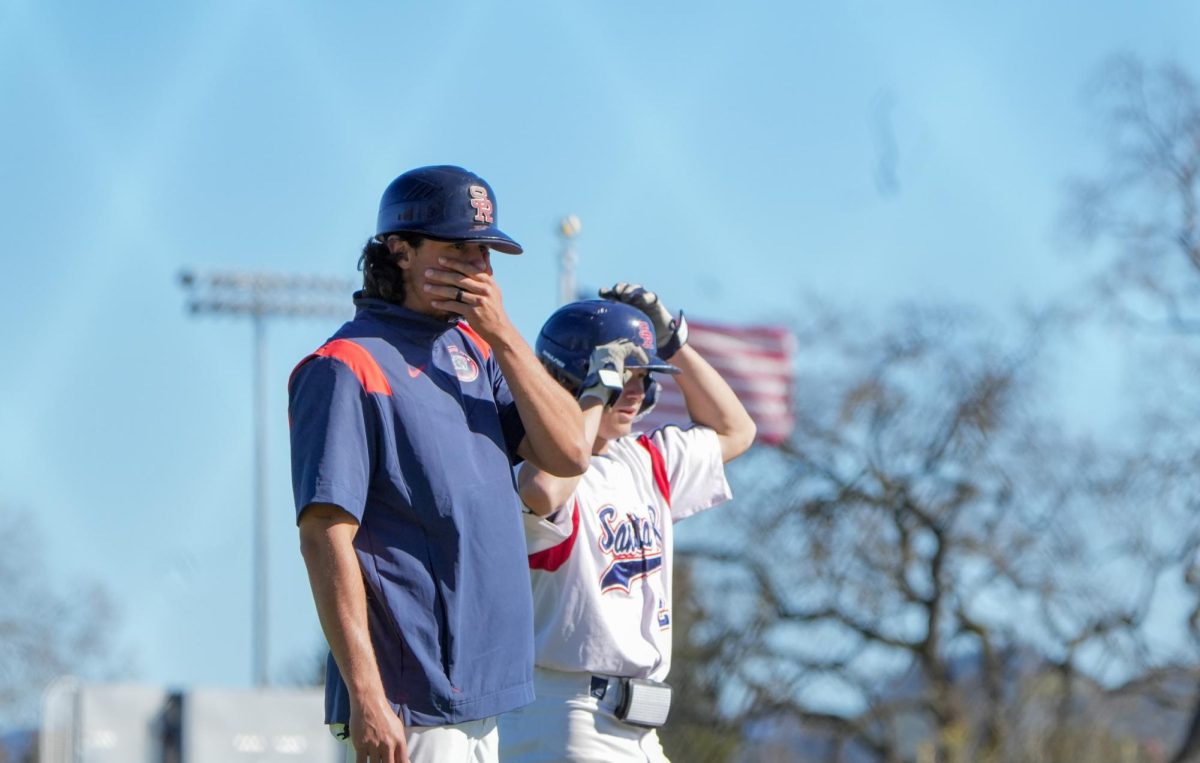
[2,1,1198,699]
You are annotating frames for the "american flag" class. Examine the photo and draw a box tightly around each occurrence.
[637,319,796,446]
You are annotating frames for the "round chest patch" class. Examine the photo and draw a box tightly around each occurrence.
[450,348,479,382]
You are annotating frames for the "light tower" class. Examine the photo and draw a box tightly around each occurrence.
[557,214,582,306]
[178,269,354,687]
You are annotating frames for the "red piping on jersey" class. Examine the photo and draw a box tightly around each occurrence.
[637,434,671,506]
[289,339,393,396]
[456,322,493,360]
[528,499,580,572]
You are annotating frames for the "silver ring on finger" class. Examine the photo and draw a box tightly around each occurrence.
[455,287,465,303]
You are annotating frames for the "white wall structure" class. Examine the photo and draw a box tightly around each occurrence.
[40,681,168,763]
[38,681,339,763]
[180,686,340,762]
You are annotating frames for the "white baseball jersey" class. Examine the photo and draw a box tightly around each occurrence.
[521,424,731,681]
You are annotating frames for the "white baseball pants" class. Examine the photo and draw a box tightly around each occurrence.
[498,667,670,763]
[335,715,498,763]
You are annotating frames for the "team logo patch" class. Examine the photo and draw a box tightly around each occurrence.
[636,320,654,350]
[468,185,494,223]
[596,504,664,594]
[448,345,479,382]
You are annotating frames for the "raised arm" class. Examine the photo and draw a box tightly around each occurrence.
[298,504,409,763]
[599,282,756,462]
[668,343,756,462]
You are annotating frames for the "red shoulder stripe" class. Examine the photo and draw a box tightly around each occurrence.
[528,499,580,572]
[637,434,671,506]
[289,339,392,395]
[456,322,493,360]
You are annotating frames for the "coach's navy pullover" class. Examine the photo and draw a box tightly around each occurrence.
[288,294,534,726]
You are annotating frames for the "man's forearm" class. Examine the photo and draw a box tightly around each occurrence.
[298,507,387,704]
[672,345,757,460]
[518,402,602,514]
[491,329,589,476]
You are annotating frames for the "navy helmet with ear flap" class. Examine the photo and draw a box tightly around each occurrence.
[376,165,523,254]
[536,299,679,416]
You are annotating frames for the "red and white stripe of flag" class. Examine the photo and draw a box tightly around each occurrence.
[637,320,796,446]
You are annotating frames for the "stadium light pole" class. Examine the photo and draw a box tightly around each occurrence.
[178,269,354,687]
[557,214,581,306]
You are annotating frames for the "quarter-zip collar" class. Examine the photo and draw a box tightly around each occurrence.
[353,292,460,336]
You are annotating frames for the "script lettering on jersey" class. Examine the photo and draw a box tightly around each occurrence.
[596,504,664,594]
[468,185,494,223]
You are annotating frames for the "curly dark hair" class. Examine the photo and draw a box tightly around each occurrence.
[358,234,422,304]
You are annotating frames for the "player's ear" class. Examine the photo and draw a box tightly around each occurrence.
[385,236,414,268]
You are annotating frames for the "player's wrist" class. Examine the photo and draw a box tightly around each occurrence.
[578,369,622,406]
[345,686,391,719]
[657,310,688,360]
[579,339,639,406]
[469,315,516,347]
[578,395,607,412]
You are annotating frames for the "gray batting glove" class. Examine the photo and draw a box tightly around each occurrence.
[598,282,689,360]
[578,339,649,406]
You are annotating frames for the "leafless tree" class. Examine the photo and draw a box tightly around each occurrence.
[0,506,126,732]
[675,304,1184,762]
[1061,54,1200,333]
[658,561,743,763]
[1061,54,1200,763]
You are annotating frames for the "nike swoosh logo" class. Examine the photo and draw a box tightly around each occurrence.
[407,365,425,378]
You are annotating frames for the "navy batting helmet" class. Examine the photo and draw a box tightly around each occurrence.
[376,165,523,254]
[536,300,679,415]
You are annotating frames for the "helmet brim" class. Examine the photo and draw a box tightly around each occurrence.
[377,221,523,255]
[377,230,523,255]
[627,356,679,375]
[459,234,523,255]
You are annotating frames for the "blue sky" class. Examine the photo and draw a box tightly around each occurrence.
[2,1,1198,699]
